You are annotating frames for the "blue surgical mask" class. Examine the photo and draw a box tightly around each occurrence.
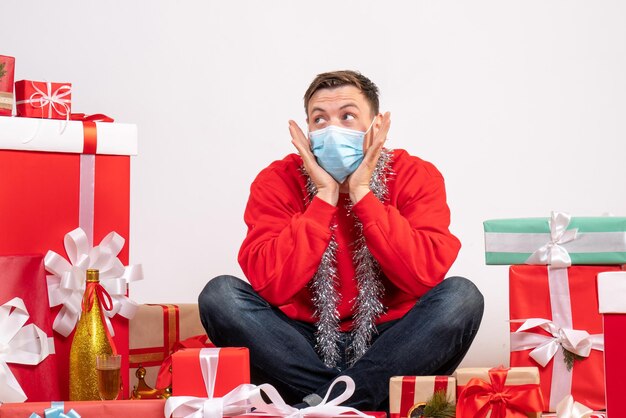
[309,119,376,183]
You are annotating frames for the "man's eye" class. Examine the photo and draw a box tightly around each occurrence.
[314,117,327,124]
[343,114,355,121]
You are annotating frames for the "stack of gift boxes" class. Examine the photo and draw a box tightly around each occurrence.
[387,212,626,418]
[482,212,626,417]
[0,53,141,410]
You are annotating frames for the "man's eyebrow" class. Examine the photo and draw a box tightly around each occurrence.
[339,103,359,110]
[309,106,327,114]
[310,103,360,114]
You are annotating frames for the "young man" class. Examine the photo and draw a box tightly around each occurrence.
[199,70,484,410]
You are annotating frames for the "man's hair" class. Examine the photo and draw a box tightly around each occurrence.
[303,70,380,116]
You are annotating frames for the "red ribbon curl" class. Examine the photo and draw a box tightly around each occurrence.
[82,281,118,355]
[456,367,544,418]
[70,113,114,154]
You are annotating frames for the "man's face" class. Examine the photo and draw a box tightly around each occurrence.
[307,85,375,133]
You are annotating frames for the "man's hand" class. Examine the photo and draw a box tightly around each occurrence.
[289,120,339,206]
[348,111,391,204]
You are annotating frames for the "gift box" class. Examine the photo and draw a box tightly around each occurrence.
[455,367,543,418]
[597,271,626,418]
[0,255,60,402]
[129,303,209,396]
[15,80,72,120]
[509,265,623,411]
[389,376,455,418]
[171,347,249,397]
[0,400,166,418]
[0,55,15,116]
[0,115,138,400]
[483,213,626,265]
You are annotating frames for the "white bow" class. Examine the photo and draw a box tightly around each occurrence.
[251,375,373,418]
[165,383,259,418]
[165,374,374,418]
[526,211,578,267]
[44,227,143,337]
[0,297,55,403]
[510,318,603,367]
[555,395,594,418]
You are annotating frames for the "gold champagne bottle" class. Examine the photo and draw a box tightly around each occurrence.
[69,269,114,400]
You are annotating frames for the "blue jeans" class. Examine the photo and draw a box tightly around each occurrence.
[198,275,483,411]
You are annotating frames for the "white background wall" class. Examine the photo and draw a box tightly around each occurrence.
[3,1,625,368]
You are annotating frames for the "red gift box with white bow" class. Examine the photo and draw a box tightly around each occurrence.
[15,80,72,120]
[0,115,139,400]
[0,255,57,403]
[509,265,623,411]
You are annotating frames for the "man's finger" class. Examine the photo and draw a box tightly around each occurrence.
[288,120,308,145]
[289,122,320,170]
[375,112,391,145]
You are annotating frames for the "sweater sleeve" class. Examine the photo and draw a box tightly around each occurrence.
[237,163,338,306]
[351,153,461,297]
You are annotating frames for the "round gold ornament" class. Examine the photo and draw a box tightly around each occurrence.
[408,402,427,418]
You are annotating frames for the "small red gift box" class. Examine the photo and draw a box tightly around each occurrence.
[172,347,250,397]
[0,55,15,116]
[0,400,166,418]
[389,376,455,418]
[455,367,543,418]
[509,265,622,411]
[597,271,626,418]
[15,79,72,119]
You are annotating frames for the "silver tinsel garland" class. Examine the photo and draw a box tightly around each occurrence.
[302,148,393,368]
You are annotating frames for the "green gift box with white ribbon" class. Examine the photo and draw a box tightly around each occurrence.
[483,212,626,266]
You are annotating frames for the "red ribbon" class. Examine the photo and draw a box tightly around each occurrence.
[155,334,214,389]
[434,376,449,394]
[82,281,118,355]
[70,113,114,154]
[70,113,115,123]
[456,367,544,418]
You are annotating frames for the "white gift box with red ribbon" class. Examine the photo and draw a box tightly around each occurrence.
[0,114,137,155]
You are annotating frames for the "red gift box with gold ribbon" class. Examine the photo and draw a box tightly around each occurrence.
[455,367,543,418]
[389,376,455,418]
[0,115,138,400]
[509,265,623,411]
[129,303,210,396]
[15,80,72,120]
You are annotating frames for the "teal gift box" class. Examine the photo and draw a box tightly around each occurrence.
[483,212,626,266]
